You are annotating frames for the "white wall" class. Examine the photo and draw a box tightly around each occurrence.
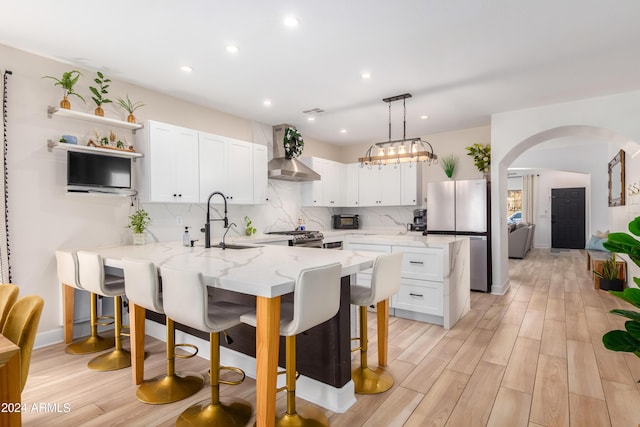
[492,90,640,294]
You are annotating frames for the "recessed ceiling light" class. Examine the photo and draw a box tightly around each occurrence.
[361,72,371,79]
[340,129,347,134]
[307,117,315,122]
[420,115,429,120]
[180,65,193,72]
[226,45,239,53]
[263,99,272,107]
[284,16,299,27]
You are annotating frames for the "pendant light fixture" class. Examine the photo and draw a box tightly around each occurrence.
[359,93,437,167]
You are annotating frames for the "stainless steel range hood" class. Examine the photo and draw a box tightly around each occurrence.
[268,124,320,181]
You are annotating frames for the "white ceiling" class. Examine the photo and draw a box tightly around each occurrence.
[2,0,640,146]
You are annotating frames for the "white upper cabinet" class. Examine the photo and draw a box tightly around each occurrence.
[300,157,346,207]
[253,144,268,204]
[199,133,254,205]
[344,163,360,207]
[400,163,419,205]
[358,163,401,206]
[139,120,199,203]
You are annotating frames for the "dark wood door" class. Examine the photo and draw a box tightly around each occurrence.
[551,187,586,249]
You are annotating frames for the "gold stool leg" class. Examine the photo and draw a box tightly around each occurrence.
[177,331,252,427]
[352,306,394,394]
[136,318,204,404]
[65,292,115,354]
[276,335,329,427]
[88,295,131,371]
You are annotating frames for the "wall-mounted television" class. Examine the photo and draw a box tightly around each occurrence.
[66,151,132,193]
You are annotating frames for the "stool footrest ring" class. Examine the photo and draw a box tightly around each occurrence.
[175,343,199,359]
[209,366,245,385]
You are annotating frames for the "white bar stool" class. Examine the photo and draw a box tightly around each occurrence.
[241,262,342,427]
[350,252,402,394]
[56,250,115,354]
[122,258,204,404]
[77,251,131,371]
[160,266,254,427]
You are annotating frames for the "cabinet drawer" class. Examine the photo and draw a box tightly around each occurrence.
[392,246,443,281]
[392,279,443,316]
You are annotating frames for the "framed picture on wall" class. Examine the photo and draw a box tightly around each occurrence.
[608,149,625,207]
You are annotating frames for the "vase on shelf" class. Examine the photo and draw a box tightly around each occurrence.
[94,106,104,117]
[127,114,136,123]
[60,96,71,109]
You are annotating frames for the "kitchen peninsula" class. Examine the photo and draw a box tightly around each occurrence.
[64,242,378,427]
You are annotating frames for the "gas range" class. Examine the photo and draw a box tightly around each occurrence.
[266,230,324,247]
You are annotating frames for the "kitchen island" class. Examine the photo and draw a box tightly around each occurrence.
[65,241,378,427]
[345,234,470,329]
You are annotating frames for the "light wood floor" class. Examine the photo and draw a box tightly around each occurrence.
[21,249,640,426]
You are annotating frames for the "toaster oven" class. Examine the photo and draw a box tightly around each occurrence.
[332,214,360,229]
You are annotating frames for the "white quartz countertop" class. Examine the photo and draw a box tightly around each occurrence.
[87,241,377,298]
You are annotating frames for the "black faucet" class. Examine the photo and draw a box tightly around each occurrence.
[204,191,229,248]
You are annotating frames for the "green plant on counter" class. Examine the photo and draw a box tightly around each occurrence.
[465,143,491,173]
[600,216,640,375]
[127,209,151,234]
[43,70,85,103]
[115,94,145,114]
[89,71,112,107]
[440,154,456,179]
[244,215,257,236]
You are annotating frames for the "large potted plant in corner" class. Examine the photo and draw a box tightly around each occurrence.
[600,216,640,373]
[43,70,85,109]
[127,208,151,245]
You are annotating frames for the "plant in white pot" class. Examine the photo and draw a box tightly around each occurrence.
[127,208,151,245]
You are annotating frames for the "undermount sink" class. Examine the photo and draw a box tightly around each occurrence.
[216,243,261,250]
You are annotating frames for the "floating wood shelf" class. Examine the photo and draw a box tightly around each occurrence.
[47,106,144,132]
[47,140,143,159]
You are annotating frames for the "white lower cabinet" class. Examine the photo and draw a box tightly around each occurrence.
[392,278,443,317]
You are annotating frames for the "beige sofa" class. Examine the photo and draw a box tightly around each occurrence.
[508,222,535,259]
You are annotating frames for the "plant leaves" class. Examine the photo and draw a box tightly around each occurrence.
[610,288,640,308]
[626,321,640,341]
[97,71,104,79]
[603,330,640,352]
[629,217,640,236]
[610,309,640,321]
[89,87,100,98]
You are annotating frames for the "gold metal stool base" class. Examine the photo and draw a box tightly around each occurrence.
[87,349,131,371]
[176,398,252,427]
[275,406,330,427]
[136,372,204,404]
[352,366,394,394]
[65,335,115,355]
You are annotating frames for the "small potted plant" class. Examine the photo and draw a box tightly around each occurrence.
[594,253,624,291]
[43,70,85,109]
[440,154,456,179]
[244,215,257,236]
[465,143,491,177]
[116,94,145,123]
[127,208,151,245]
[89,71,112,117]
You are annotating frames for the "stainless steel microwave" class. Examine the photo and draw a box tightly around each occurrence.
[332,214,360,229]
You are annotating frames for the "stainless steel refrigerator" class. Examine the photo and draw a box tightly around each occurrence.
[426,179,492,292]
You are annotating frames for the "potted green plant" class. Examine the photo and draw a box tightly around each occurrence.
[89,71,112,117]
[600,216,640,374]
[127,208,151,245]
[440,154,456,179]
[43,70,85,109]
[244,215,257,236]
[116,94,145,123]
[465,143,491,177]
[594,253,624,291]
